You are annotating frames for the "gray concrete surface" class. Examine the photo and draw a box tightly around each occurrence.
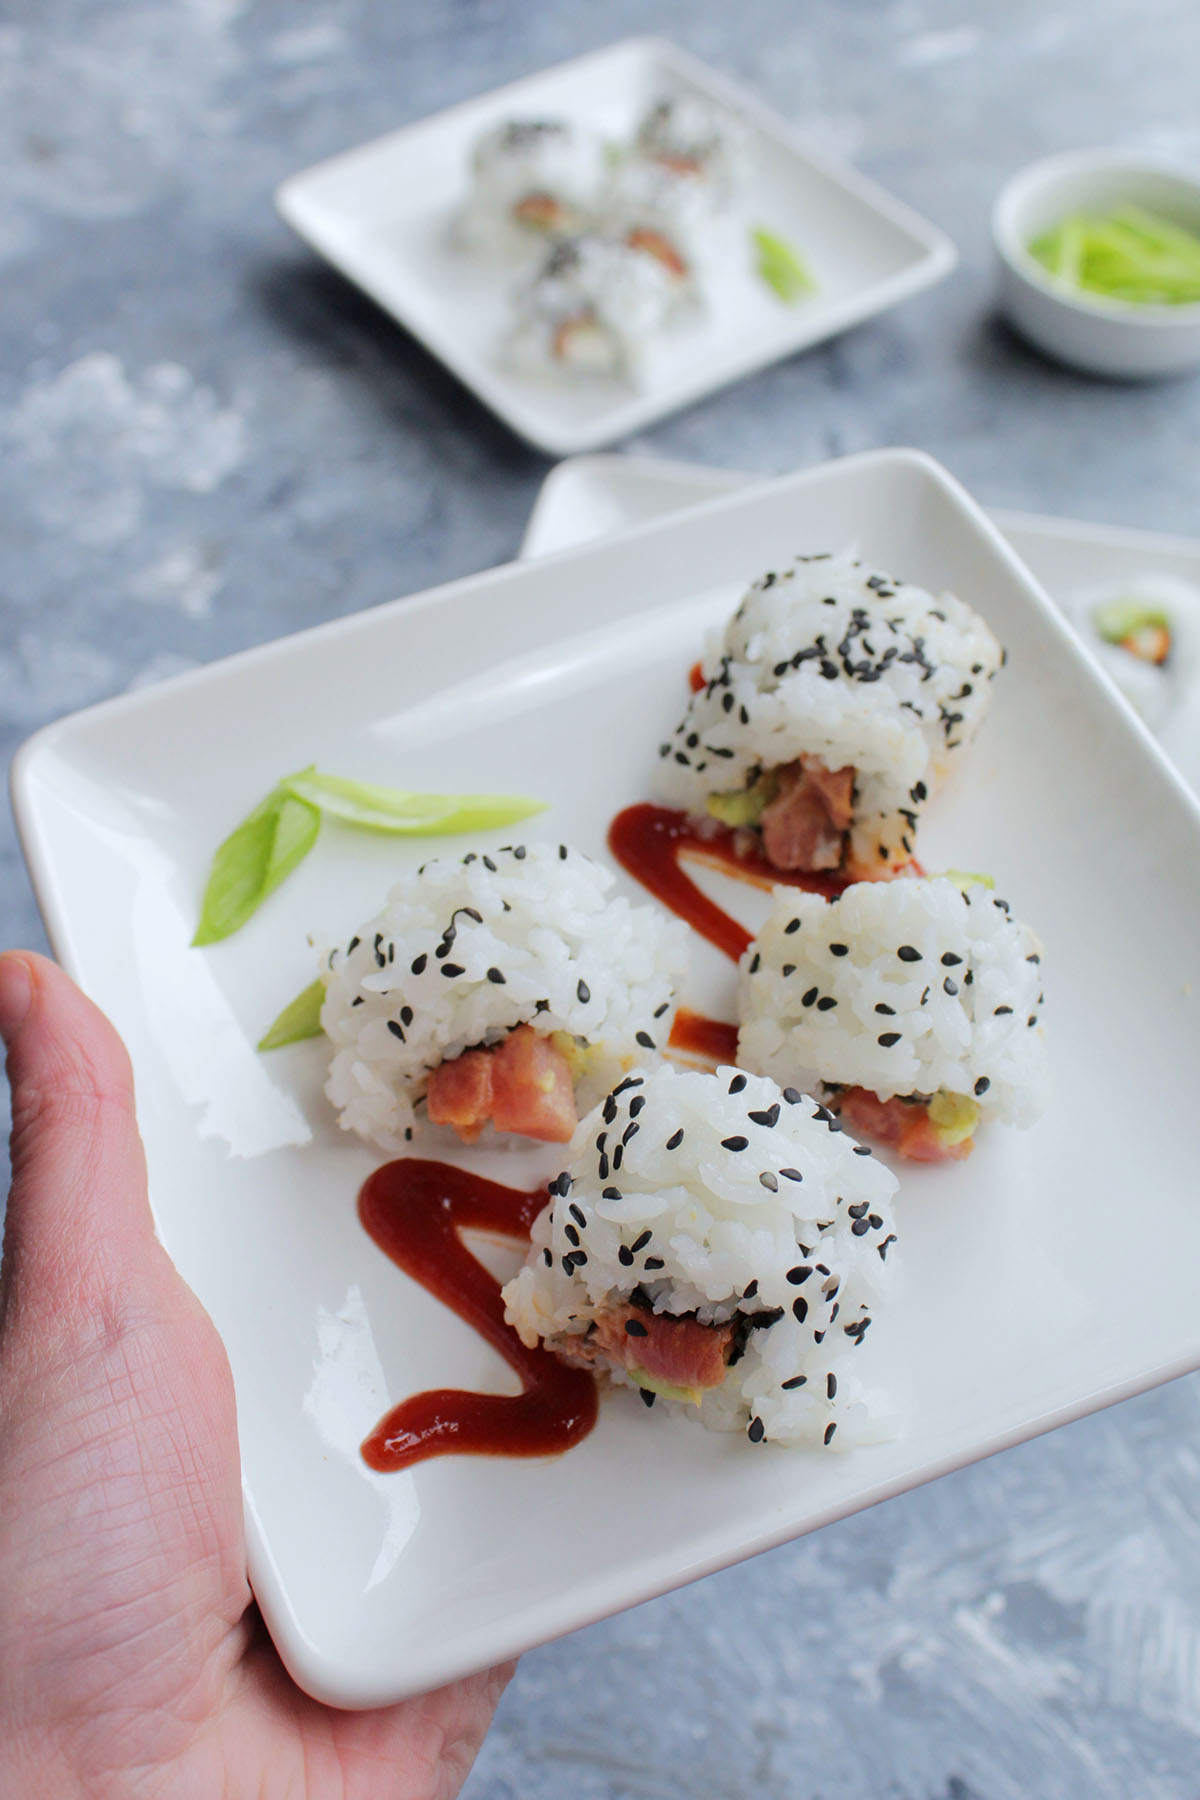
[3,2,1200,1795]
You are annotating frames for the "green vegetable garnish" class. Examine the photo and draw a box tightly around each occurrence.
[194,768,547,944]
[939,869,996,893]
[258,979,325,1051]
[279,768,546,836]
[706,770,780,828]
[927,1091,978,1147]
[751,226,816,304]
[628,1367,704,1407]
[1029,206,1200,306]
[1092,598,1170,645]
[193,788,321,946]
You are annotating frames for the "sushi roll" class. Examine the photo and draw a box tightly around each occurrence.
[601,155,719,307]
[657,551,1004,877]
[458,117,607,254]
[633,92,748,201]
[1065,571,1200,731]
[737,876,1048,1161]
[322,842,689,1152]
[502,1062,899,1448]
[504,234,676,382]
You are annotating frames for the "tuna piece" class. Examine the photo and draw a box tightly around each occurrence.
[759,756,855,872]
[425,1024,577,1144]
[836,1086,973,1164]
[588,1304,734,1392]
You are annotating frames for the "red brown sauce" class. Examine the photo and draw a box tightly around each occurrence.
[687,659,706,693]
[358,1159,597,1471]
[608,802,848,962]
[668,1007,739,1065]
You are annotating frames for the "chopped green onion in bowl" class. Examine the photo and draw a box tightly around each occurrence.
[1028,206,1200,307]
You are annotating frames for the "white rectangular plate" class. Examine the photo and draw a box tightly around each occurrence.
[13,450,1200,1709]
[275,38,955,455]
[522,451,1200,792]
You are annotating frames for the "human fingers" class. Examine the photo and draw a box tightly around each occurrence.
[0,951,156,1351]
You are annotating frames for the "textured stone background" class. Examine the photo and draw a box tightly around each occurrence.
[3,2,1200,1795]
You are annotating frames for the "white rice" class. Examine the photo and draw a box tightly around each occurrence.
[656,550,1004,872]
[504,234,677,382]
[456,118,607,254]
[322,841,690,1153]
[502,1062,899,1449]
[738,877,1048,1126]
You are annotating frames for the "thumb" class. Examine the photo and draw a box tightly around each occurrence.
[0,951,155,1345]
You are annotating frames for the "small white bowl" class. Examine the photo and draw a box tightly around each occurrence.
[993,149,1200,378]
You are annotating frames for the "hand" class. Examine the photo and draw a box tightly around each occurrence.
[0,953,512,1799]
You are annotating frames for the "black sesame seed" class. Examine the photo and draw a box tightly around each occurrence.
[631,1230,653,1253]
[824,1422,837,1446]
[666,1128,684,1151]
[748,1105,780,1128]
[639,1389,656,1408]
[974,1076,991,1096]
[781,964,796,978]
[747,1416,765,1443]
[781,1375,807,1391]
[602,1187,622,1201]
[749,953,761,975]
[729,1073,747,1094]
[877,1031,901,1047]
[897,945,921,962]
[486,967,506,985]
[635,1031,655,1050]
[722,1135,749,1152]
[994,1004,1013,1016]
[852,1144,873,1157]
[787,1265,812,1285]
[543,1248,553,1267]
[851,1218,871,1236]
[440,964,464,979]
[612,1144,624,1171]
[386,1020,405,1041]
[618,1246,635,1266]
[743,1279,759,1299]
[759,1171,779,1192]
[780,1167,803,1183]
[830,943,849,957]
[817,996,837,1012]
[783,1088,803,1105]
[576,980,590,1004]
[644,1256,665,1271]
[785,917,801,935]
[602,1096,618,1124]
[569,1203,586,1227]
[874,1002,895,1016]
[827,1373,838,1400]
[629,1095,646,1118]
[411,953,427,976]
[792,1296,809,1323]
[622,1122,640,1146]
[802,986,819,1007]
[624,1319,648,1337]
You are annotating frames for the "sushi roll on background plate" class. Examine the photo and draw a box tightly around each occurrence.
[633,91,749,202]
[457,117,608,256]
[321,841,689,1151]
[504,234,677,382]
[503,1062,899,1449]
[1064,571,1200,731]
[657,549,1004,877]
[601,155,722,309]
[738,876,1048,1162]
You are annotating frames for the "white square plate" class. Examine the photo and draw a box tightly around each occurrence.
[13,451,1200,1709]
[275,39,956,456]
[522,451,1200,792]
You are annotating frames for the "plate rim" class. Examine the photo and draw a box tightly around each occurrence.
[274,35,957,455]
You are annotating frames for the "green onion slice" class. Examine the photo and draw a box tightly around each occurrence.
[751,226,817,304]
[258,979,326,1051]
